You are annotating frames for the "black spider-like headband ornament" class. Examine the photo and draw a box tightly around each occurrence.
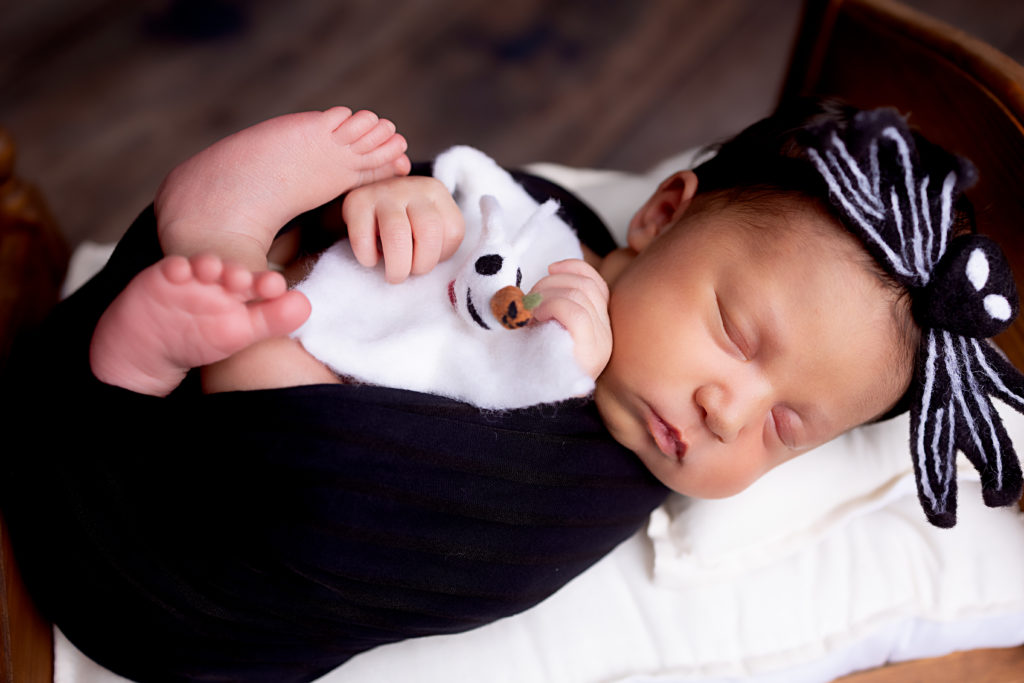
[805,108,1024,527]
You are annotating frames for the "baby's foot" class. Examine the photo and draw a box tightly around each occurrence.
[156,107,411,270]
[90,254,311,396]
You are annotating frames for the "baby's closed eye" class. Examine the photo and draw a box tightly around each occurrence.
[715,294,754,360]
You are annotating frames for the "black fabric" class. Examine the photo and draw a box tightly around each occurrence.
[2,176,666,682]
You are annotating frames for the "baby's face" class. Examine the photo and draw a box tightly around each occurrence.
[595,187,911,498]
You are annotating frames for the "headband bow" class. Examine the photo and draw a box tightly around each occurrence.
[805,108,1024,527]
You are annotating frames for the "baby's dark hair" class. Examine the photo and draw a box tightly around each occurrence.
[691,98,977,417]
[692,97,975,235]
[693,98,855,200]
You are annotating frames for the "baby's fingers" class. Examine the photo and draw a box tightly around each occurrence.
[343,192,381,269]
[532,260,610,319]
[376,203,414,283]
[530,262,612,379]
[531,283,606,337]
[436,197,466,262]
[532,293,611,379]
[406,201,444,276]
[531,290,595,333]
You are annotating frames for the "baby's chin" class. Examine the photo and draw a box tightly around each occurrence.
[650,470,760,500]
[643,443,779,499]
[592,379,639,449]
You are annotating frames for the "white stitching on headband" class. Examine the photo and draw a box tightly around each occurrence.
[805,107,1024,527]
[807,143,916,279]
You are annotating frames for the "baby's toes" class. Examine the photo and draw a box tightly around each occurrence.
[320,105,354,130]
[347,118,397,155]
[190,253,226,284]
[393,153,412,176]
[359,148,411,185]
[248,290,311,339]
[331,109,381,145]
[355,135,409,179]
[158,255,194,284]
[220,262,256,295]
[251,270,288,300]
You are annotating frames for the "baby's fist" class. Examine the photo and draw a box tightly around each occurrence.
[529,259,611,380]
[342,176,465,283]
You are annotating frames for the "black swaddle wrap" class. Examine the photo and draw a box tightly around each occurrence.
[2,173,667,683]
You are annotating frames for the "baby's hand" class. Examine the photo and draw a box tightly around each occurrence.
[529,259,612,380]
[342,176,465,283]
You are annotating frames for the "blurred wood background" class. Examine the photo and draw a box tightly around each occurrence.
[2,0,1023,247]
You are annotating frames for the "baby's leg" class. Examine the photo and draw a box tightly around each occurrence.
[155,107,410,271]
[90,254,313,396]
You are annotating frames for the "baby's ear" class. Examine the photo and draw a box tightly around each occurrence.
[627,171,698,251]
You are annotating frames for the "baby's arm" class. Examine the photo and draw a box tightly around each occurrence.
[342,176,465,283]
[529,259,612,380]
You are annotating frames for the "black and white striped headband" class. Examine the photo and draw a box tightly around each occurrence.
[805,107,1024,527]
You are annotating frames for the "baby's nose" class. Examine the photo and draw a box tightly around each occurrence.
[695,380,770,443]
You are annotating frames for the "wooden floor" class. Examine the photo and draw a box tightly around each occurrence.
[3,0,1024,247]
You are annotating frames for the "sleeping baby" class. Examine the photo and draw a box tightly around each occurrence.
[19,98,1023,682]
[91,100,1024,513]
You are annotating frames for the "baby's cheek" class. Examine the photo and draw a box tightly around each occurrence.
[705,444,777,498]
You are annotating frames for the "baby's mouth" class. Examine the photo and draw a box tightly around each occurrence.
[647,409,686,463]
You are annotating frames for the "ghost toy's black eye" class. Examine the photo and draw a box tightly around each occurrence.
[475,254,503,276]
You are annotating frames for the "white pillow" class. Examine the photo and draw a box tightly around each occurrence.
[648,401,1023,583]
[524,146,706,246]
[648,413,916,584]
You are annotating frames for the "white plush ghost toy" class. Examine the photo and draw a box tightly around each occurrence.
[291,146,594,409]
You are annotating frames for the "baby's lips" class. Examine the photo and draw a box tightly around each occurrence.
[490,285,541,330]
[648,409,686,463]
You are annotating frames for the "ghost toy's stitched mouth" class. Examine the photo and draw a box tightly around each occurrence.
[449,280,492,330]
[465,287,490,330]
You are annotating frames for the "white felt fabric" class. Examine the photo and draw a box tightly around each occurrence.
[55,150,1024,683]
[291,145,592,409]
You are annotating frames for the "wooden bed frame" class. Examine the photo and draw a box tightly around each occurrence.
[0,123,65,683]
[2,0,1022,680]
